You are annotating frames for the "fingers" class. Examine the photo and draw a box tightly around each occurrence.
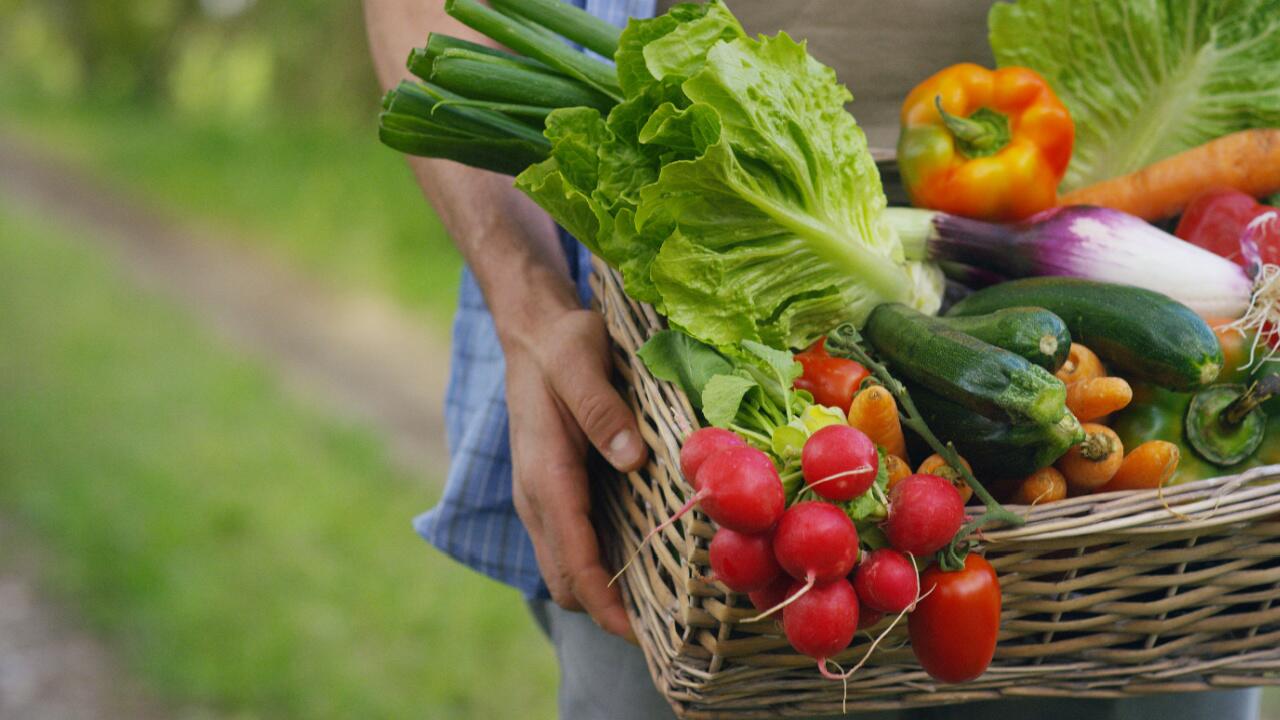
[544,476,634,639]
[545,312,648,473]
[507,359,633,638]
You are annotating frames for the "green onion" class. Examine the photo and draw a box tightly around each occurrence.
[379,81,552,174]
[412,33,551,76]
[429,54,614,113]
[384,81,547,142]
[489,0,621,57]
[444,0,622,101]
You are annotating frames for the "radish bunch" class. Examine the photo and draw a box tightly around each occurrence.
[675,422,971,679]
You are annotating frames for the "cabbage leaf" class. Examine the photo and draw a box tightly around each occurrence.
[990,0,1280,191]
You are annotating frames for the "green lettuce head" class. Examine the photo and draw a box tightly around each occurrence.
[516,1,942,351]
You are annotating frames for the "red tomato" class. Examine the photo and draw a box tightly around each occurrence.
[1175,188,1280,266]
[795,339,869,412]
[908,554,1001,683]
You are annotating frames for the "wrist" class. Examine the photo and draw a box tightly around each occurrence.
[489,260,583,356]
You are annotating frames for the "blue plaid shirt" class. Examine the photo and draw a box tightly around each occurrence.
[414,0,656,598]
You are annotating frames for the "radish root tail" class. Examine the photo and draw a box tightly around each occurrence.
[804,465,875,497]
[743,573,815,623]
[1230,237,1280,369]
[608,490,704,587]
[817,557,939,715]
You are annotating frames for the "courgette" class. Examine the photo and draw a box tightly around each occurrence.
[864,303,1067,426]
[909,384,1084,478]
[946,278,1222,391]
[937,307,1071,372]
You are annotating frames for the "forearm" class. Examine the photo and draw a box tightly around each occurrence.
[362,0,578,345]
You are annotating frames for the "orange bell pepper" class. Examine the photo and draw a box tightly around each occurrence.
[897,63,1074,222]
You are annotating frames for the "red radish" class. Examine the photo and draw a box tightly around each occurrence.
[709,528,782,593]
[773,501,860,584]
[781,578,859,676]
[679,428,747,489]
[853,548,919,614]
[695,446,786,533]
[748,575,792,614]
[611,446,784,586]
[746,501,860,621]
[801,425,879,501]
[883,474,965,556]
[857,606,884,631]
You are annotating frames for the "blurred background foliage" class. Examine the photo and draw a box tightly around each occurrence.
[2,0,374,126]
[0,0,551,718]
[0,0,462,317]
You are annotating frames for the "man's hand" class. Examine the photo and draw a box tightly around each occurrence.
[362,0,646,637]
[505,306,648,639]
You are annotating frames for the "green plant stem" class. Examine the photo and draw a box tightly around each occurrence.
[489,0,622,58]
[415,33,551,75]
[429,99,556,120]
[934,96,1010,159]
[428,54,615,113]
[379,82,551,175]
[445,0,622,101]
[1223,374,1280,426]
[384,82,548,143]
[728,424,771,447]
[826,323,1024,570]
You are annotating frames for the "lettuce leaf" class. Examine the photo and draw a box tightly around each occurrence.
[990,0,1280,191]
[517,0,942,351]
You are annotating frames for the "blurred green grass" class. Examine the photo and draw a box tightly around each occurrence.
[0,198,555,719]
[0,96,463,323]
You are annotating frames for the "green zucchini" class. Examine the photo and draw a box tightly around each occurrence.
[910,384,1084,479]
[936,307,1071,372]
[946,278,1222,391]
[864,303,1068,426]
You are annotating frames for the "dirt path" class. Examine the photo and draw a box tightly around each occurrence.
[0,522,183,720]
[0,133,453,475]
[0,135,455,718]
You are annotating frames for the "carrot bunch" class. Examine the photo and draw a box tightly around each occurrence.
[1010,342,1180,504]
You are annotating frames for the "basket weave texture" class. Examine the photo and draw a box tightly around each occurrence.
[590,259,1280,719]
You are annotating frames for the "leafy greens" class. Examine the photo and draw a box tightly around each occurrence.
[637,327,889,519]
[517,1,942,351]
[989,0,1280,191]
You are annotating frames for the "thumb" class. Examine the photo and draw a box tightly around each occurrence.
[549,354,648,472]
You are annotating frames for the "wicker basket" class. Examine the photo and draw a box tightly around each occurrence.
[590,259,1280,719]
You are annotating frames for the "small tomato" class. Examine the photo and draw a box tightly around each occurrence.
[908,554,1001,683]
[795,355,870,413]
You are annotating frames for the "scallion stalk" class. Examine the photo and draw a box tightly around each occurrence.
[428,54,615,113]
[445,0,622,101]
[489,0,622,57]
[415,33,550,74]
[383,81,548,143]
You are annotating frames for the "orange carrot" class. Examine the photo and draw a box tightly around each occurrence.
[1055,343,1105,386]
[1208,317,1251,375]
[847,385,907,461]
[884,453,912,491]
[1065,376,1133,422]
[1012,467,1067,505]
[1097,441,1180,493]
[1056,423,1124,493]
[917,453,974,504]
[1059,129,1280,220]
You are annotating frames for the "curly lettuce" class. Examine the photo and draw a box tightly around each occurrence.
[990,0,1280,191]
[517,1,942,351]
